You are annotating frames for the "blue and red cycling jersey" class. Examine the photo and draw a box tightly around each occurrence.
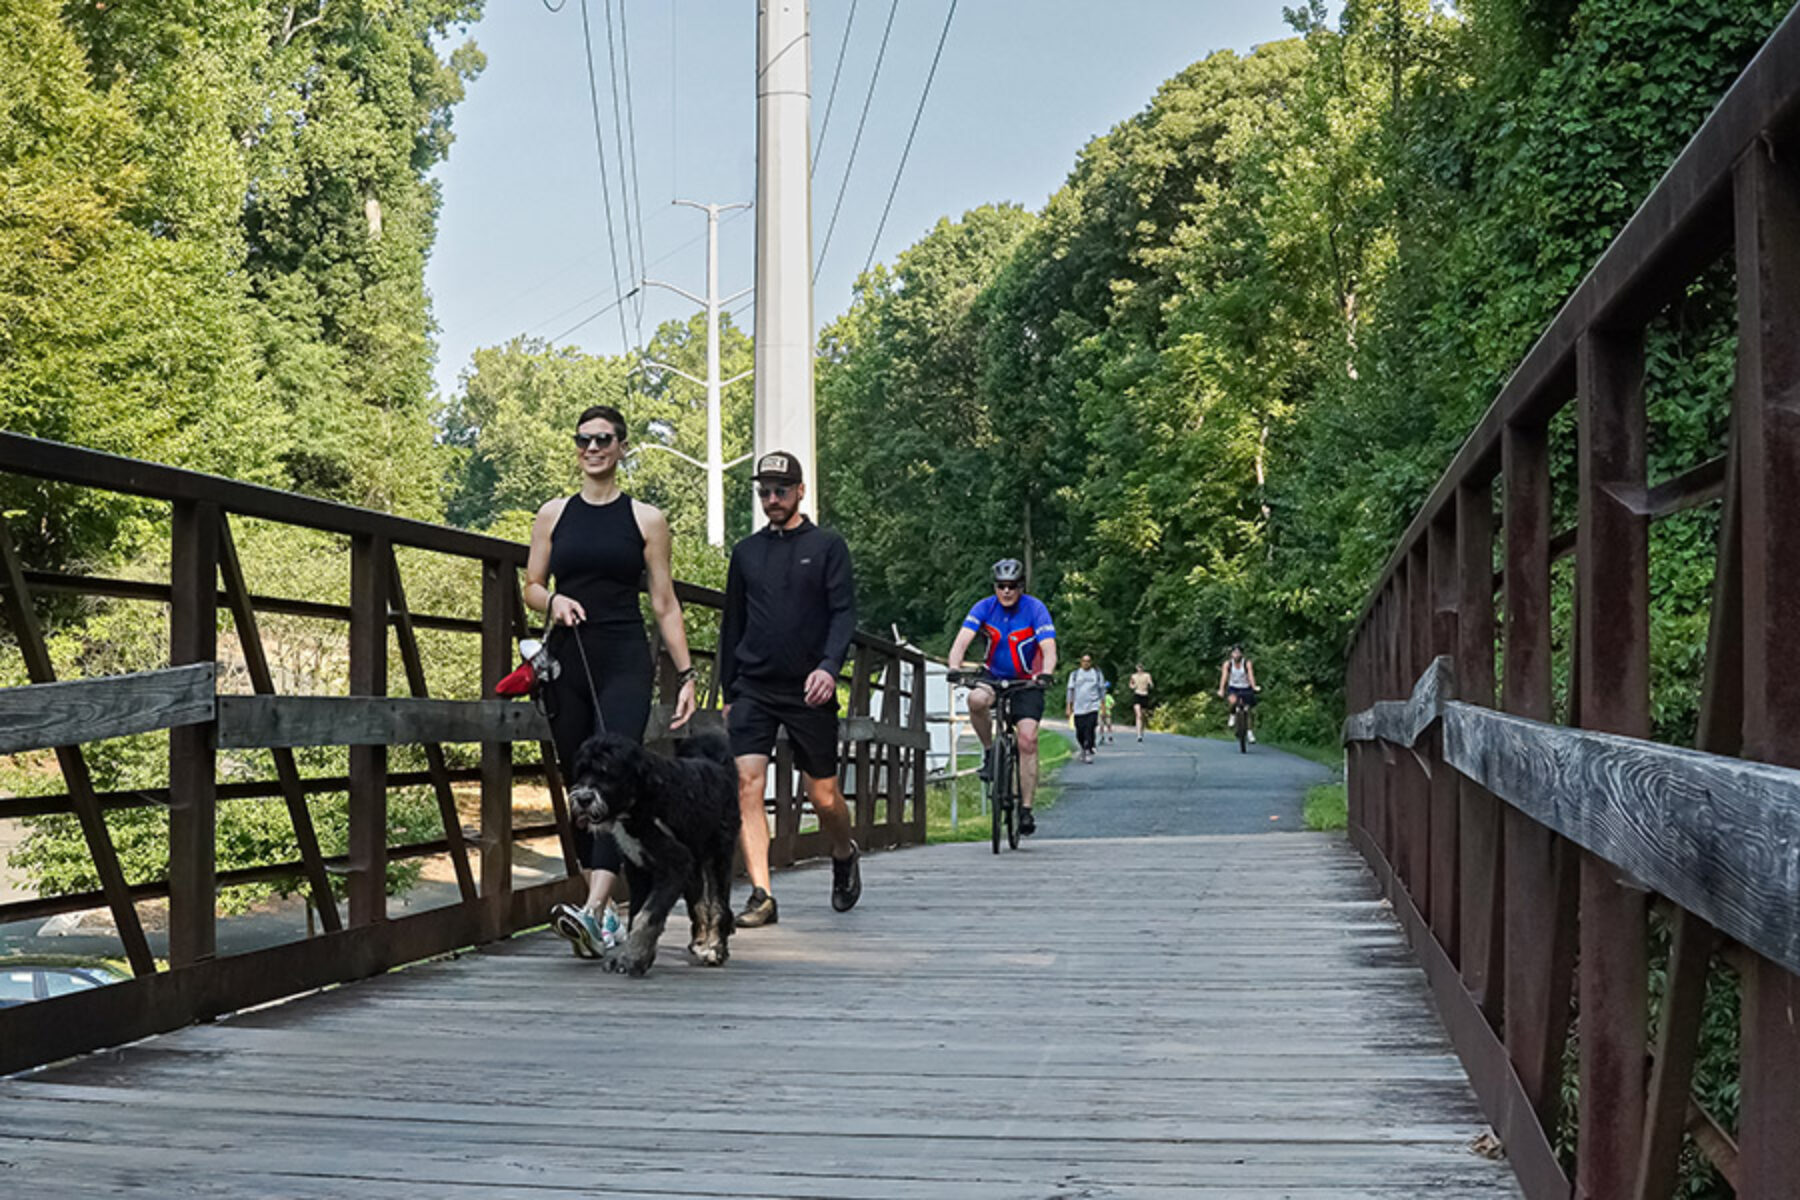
[961,593,1057,680]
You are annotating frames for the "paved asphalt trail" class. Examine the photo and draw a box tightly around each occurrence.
[1036,724,1335,838]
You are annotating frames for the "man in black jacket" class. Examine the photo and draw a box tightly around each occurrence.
[720,451,861,926]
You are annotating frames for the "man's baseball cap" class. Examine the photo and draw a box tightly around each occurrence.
[752,451,803,484]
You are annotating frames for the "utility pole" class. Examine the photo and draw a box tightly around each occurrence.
[642,201,753,547]
[754,0,817,516]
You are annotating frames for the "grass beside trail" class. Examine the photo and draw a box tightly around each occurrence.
[1304,782,1348,832]
[925,730,1074,844]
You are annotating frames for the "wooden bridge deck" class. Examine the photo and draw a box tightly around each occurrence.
[2,834,1520,1198]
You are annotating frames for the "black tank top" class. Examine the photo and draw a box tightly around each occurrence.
[548,493,645,630]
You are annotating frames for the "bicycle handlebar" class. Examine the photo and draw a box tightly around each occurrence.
[946,669,1050,690]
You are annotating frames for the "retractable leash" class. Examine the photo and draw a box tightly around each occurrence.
[527,609,608,737]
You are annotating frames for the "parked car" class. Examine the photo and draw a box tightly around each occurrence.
[0,959,130,1007]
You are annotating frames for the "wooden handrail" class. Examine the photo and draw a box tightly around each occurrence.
[0,430,932,1075]
[1344,9,1800,1197]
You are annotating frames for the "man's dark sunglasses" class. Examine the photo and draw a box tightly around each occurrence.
[994,581,1021,591]
[572,431,619,450]
[756,484,795,500]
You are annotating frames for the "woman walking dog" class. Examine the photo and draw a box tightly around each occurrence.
[524,404,699,958]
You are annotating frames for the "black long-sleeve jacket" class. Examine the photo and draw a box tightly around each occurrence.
[718,518,856,701]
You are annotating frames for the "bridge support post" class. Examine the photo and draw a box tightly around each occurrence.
[1575,326,1650,1198]
[1500,420,1576,1133]
[347,535,390,927]
[480,557,514,936]
[169,500,219,967]
[1732,137,1800,1200]
[1454,480,1502,1019]
[1427,515,1460,960]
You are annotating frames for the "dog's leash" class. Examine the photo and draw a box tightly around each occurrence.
[565,621,609,737]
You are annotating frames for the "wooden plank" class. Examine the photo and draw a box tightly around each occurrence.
[18,569,486,634]
[215,695,552,748]
[1440,703,1800,977]
[0,875,574,1075]
[3,836,1524,1198]
[0,763,550,821]
[1353,827,1568,1200]
[1341,655,1454,746]
[0,519,157,977]
[0,432,527,565]
[0,663,215,754]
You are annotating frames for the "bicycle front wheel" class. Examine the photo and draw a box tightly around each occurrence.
[990,739,1014,855]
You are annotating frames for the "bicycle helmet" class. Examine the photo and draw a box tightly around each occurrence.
[991,558,1025,584]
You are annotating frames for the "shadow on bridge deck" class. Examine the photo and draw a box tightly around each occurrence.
[2,834,1520,1198]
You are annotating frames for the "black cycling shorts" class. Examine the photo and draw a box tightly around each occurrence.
[728,687,840,779]
[1227,686,1259,707]
[973,680,1045,723]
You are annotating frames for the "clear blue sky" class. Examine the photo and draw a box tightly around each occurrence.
[426,1,1300,400]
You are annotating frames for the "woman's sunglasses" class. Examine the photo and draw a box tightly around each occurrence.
[572,431,619,451]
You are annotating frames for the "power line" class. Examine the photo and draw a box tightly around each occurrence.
[601,0,644,348]
[577,0,633,355]
[549,286,640,344]
[865,0,959,275]
[533,207,752,341]
[812,0,860,176]
[619,0,651,319]
[813,0,899,281]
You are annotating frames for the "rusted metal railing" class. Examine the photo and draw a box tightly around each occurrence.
[1344,9,1800,1198]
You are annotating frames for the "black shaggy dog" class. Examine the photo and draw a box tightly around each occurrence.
[566,731,741,976]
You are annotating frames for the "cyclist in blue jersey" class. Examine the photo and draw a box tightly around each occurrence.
[946,558,1058,835]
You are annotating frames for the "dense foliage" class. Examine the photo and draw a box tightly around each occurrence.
[1,0,486,911]
[0,0,483,567]
[819,0,1789,754]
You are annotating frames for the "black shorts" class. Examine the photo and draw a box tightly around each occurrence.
[1227,686,1259,707]
[1132,692,1151,708]
[974,681,1045,723]
[728,687,840,779]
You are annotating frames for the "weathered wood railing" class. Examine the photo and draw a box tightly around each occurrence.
[1344,10,1800,1199]
[0,433,927,1074]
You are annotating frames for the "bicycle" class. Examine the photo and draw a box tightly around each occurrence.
[1226,687,1260,754]
[949,670,1048,853]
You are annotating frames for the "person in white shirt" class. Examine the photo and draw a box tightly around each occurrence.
[1066,654,1106,764]
[1217,644,1260,744]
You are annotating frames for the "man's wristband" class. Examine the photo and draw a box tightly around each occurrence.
[674,665,698,684]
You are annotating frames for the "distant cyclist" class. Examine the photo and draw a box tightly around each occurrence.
[1128,663,1154,741]
[946,559,1058,835]
[1217,644,1259,744]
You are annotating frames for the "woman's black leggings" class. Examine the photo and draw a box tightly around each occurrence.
[542,623,652,872]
